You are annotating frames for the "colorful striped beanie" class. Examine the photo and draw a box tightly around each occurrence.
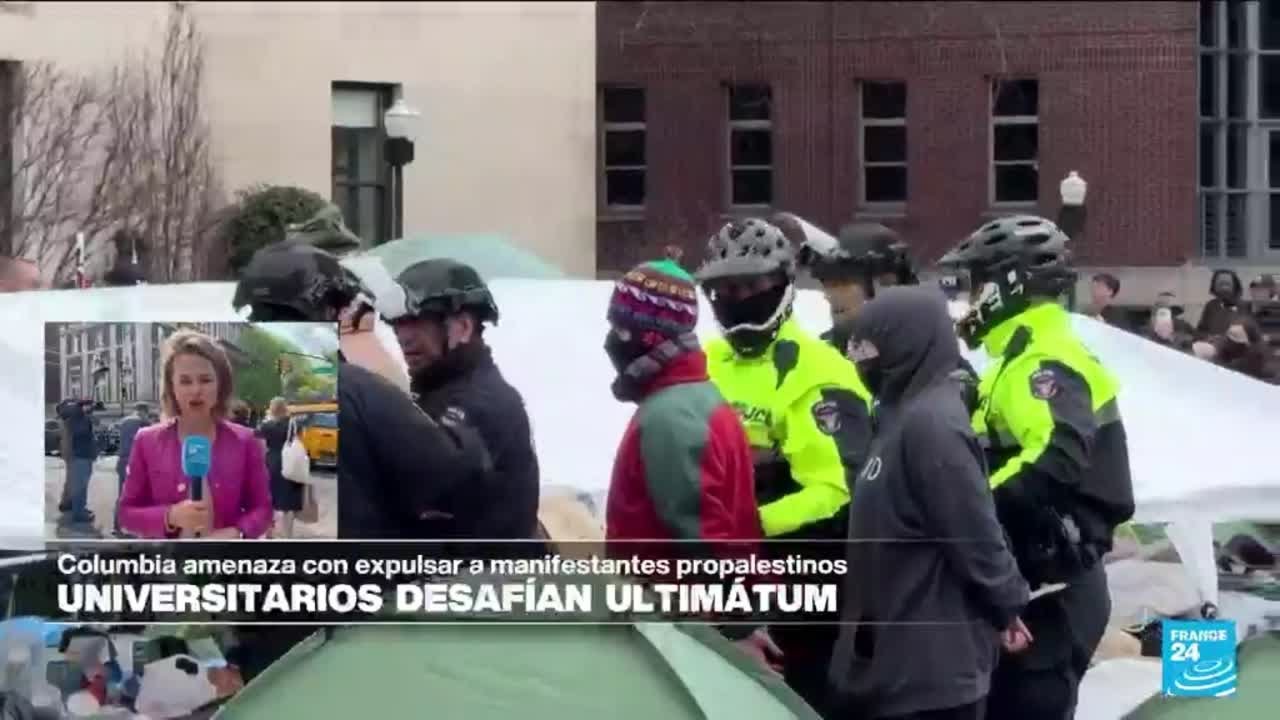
[607,259,699,347]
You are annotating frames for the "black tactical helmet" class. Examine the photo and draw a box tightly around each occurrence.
[806,221,918,286]
[393,258,499,325]
[232,240,370,322]
[937,214,1075,347]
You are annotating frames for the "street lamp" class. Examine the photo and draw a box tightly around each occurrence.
[1057,171,1087,239]
[384,98,421,241]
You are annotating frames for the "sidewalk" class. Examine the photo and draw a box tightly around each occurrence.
[44,457,337,539]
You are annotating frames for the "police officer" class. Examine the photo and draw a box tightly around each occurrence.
[936,215,1136,720]
[388,258,542,543]
[795,219,979,410]
[795,220,917,350]
[233,240,491,539]
[695,217,873,714]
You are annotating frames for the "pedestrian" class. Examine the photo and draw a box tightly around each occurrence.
[388,258,542,544]
[601,258,780,673]
[113,402,152,537]
[694,217,873,715]
[255,397,301,538]
[118,331,273,539]
[937,215,1135,720]
[230,400,254,429]
[1087,273,1129,330]
[829,286,1030,720]
[56,398,100,534]
[1197,269,1247,337]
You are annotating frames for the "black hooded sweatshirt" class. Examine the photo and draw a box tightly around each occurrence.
[828,287,1029,718]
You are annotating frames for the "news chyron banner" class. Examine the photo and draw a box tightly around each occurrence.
[10,541,850,625]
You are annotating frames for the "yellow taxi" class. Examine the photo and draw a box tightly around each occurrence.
[287,401,338,468]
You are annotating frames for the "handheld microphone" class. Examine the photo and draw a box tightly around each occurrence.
[180,436,212,502]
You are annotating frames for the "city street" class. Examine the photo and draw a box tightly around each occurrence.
[44,456,337,539]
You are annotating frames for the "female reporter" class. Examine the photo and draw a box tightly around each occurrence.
[118,330,273,539]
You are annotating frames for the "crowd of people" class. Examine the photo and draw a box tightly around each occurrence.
[213,208,1133,719]
[1087,268,1280,383]
[53,335,314,540]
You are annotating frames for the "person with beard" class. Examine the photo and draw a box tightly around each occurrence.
[228,241,493,683]
[232,241,491,539]
[829,286,1030,720]
[695,217,872,715]
[601,258,780,673]
[388,258,542,543]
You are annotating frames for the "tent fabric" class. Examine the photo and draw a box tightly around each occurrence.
[1127,632,1280,719]
[357,234,567,281]
[213,623,820,720]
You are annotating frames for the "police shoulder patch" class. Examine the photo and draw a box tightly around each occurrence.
[1029,368,1059,400]
[811,400,841,435]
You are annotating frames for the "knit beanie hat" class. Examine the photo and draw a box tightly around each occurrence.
[607,259,699,347]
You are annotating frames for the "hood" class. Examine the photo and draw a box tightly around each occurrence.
[1209,269,1243,301]
[849,286,960,404]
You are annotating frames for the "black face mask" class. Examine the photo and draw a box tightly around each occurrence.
[1220,339,1248,361]
[711,284,788,356]
[855,358,884,398]
[604,330,648,376]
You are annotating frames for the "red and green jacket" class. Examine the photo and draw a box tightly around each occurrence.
[605,350,763,557]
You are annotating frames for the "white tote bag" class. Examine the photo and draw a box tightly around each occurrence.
[281,417,313,485]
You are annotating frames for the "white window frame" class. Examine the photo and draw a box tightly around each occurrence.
[989,78,1040,208]
[726,85,773,210]
[858,81,908,210]
[1199,0,1275,258]
[598,87,646,213]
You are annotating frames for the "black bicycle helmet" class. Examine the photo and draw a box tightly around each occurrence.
[808,221,918,287]
[392,258,499,325]
[232,240,371,322]
[937,214,1075,347]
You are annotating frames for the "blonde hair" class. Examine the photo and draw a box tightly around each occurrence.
[160,330,234,420]
[268,396,289,419]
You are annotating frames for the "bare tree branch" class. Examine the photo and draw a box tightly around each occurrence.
[0,2,223,284]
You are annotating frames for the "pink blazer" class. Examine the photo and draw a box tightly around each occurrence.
[119,419,273,539]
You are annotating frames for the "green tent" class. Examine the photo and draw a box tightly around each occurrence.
[213,623,820,719]
[1127,633,1280,718]
[359,233,566,280]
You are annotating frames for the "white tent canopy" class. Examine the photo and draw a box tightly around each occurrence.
[3,279,1279,606]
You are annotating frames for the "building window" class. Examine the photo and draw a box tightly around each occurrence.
[1200,1,1277,257]
[859,81,908,206]
[991,78,1039,205]
[599,87,646,210]
[727,85,773,208]
[331,83,392,245]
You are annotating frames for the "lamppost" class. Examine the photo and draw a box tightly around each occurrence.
[384,98,421,241]
[1058,170,1087,239]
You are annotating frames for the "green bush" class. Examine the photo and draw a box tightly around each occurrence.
[221,184,329,275]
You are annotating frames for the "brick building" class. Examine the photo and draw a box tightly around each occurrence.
[596,1,1280,310]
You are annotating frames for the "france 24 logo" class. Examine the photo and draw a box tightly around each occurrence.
[1161,619,1237,698]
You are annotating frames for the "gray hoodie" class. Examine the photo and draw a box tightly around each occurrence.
[828,287,1029,717]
